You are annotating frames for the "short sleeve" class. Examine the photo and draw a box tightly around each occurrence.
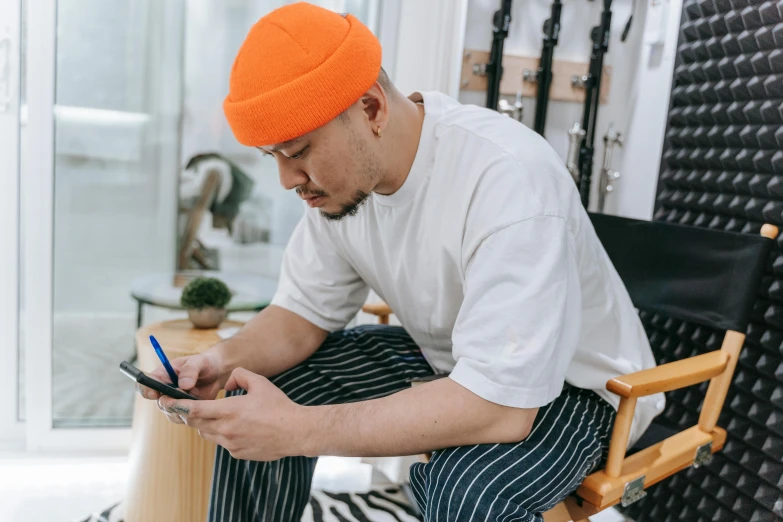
[448,216,582,409]
[271,210,369,331]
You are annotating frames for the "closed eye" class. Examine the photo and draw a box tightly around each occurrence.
[256,144,308,159]
[289,146,309,160]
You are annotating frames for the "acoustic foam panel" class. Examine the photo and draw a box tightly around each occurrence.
[619,0,783,520]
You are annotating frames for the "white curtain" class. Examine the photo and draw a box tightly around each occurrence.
[392,0,469,98]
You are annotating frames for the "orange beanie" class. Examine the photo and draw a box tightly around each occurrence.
[223,2,382,147]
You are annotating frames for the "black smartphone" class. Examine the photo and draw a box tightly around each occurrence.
[119,361,201,400]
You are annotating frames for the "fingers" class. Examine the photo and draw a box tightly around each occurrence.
[141,366,174,400]
[225,367,261,392]
[157,398,225,432]
[136,355,202,400]
[158,396,224,421]
[177,356,208,391]
[148,364,174,383]
[197,428,227,449]
[158,397,198,418]
[136,382,160,401]
[156,397,185,424]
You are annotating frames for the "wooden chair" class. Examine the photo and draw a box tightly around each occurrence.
[177,169,222,272]
[362,212,777,521]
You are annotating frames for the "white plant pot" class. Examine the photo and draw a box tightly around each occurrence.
[187,307,227,329]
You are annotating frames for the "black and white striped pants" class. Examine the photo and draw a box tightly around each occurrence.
[207,325,616,522]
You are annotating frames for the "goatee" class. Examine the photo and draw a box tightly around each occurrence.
[320,190,371,221]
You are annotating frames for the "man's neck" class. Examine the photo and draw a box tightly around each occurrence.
[373,93,426,196]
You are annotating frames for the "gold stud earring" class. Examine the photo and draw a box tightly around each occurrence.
[375,126,382,137]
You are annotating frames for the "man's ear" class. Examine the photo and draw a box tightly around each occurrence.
[359,82,390,135]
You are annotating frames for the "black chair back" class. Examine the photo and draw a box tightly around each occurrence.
[589,213,774,332]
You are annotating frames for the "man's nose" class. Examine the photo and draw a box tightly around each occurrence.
[278,163,309,191]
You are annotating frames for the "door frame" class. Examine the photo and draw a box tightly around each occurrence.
[23,0,132,452]
[0,0,24,450]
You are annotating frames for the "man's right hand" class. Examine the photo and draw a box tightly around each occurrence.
[136,352,225,424]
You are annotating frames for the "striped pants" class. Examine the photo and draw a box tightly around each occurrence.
[207,325,616,522]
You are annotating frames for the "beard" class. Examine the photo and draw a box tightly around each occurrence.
[320,189,371,221]
[318,125,382,221]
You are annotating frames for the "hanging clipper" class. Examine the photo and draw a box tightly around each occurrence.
[597,124,623,213]
[566,121,586,183]
[498,91,524,122]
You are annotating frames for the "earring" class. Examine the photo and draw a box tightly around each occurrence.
[375,126,382,137]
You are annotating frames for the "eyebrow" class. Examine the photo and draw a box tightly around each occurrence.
[257,137,304,154]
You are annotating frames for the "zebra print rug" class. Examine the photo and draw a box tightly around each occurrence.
[74,486,422,522]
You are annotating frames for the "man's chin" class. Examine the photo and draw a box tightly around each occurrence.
[319,207,348,221]
[318,190,370,221]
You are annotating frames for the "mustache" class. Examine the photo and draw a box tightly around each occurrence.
[296,188,328,198]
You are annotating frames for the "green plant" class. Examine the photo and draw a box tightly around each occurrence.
[180,277,232,310]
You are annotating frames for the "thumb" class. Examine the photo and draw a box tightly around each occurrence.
[177,357,205,390]
[225,367,259,392]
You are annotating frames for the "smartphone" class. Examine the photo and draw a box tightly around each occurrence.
[119,361,201,400]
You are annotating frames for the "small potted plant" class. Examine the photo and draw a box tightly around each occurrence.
[180,276,232,328]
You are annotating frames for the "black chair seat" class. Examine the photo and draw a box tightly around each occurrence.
[629,422,679,455]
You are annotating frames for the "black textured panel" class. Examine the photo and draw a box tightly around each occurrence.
[621,0,783,520]
[759,1,781,23]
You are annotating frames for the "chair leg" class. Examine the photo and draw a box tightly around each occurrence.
[563,496,601,521]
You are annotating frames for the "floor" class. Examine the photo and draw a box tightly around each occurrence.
[0,452,629,522]
[0,453,376,522]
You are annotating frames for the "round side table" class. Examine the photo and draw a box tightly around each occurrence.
[130,271,278,328]
[124,319,243,522]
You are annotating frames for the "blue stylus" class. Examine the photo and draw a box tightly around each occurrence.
[149,335,179,388]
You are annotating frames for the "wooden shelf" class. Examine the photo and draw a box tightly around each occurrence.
[460,49,612,104]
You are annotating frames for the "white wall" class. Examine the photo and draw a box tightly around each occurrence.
[459,0,683,219]
[613,0,683,219]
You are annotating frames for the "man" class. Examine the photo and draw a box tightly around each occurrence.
[139,3,665,520]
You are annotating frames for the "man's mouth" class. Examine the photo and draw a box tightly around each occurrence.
[304,195,326,208]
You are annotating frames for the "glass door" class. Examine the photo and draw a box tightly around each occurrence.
[24,0,186,451]
[0,0,23,448]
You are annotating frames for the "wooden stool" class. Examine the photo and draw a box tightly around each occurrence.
[125,319,243,522]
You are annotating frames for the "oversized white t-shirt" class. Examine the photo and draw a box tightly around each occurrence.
[271,91,665,445]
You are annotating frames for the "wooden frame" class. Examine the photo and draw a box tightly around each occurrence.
[361,302,393,324]
[177,170,221,272]
[362,223,779,522]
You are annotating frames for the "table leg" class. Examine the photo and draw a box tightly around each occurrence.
[130,302,143,365]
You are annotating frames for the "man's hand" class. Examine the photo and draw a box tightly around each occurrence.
[157,368,305,461]
[136,352,225,425]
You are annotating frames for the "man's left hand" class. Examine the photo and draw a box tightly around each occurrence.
[157,367,305,462]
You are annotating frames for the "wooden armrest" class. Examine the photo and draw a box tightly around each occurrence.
[578,425,727,509]
[362,302,393,317]
[606,350,729,399]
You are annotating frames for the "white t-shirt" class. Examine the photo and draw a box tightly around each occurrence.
[271,91,665,446]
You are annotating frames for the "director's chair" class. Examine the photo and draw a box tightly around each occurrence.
[362,212,777,521]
